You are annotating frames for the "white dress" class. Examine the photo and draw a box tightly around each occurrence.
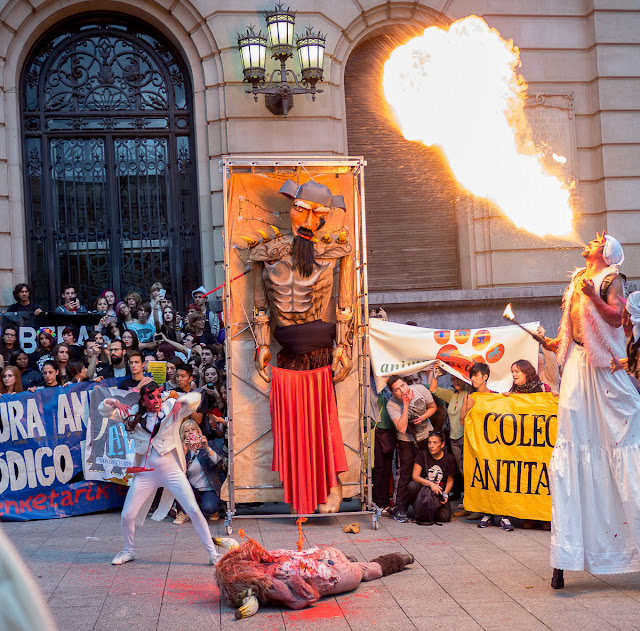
[550,270,640,573]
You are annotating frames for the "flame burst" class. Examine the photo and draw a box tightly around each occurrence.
[383,16,573,237]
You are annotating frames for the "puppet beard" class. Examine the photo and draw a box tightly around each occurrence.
[292,235,316,278]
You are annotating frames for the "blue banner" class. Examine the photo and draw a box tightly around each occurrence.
[0,381,127,521]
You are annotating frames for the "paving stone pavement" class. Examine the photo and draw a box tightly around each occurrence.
[5,506,640,631]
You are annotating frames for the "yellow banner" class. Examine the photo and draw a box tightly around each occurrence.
[463,392,557,520]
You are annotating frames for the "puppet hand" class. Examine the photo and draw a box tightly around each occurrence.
[255,345,271,383]
[332,344,351,383]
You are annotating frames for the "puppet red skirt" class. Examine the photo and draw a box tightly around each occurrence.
[270,365,348,514]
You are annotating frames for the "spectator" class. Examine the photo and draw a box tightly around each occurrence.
[508,359,556,395]
[537,326,561,392]
[164,356,180,391]
[148,282,165,325]
[53,343,71,384]
[7,283,42,315]
[429,365,469,509]
[0,325,21,365]
[157,305,182,342]
[385,375,437,523]
[117,302,135,330]
[611,292,640,386]
[188,311,216,346]
[91,339,130,380]
[104,321,122,342]
[127,302,156,348]
[409,431,456,524]
[198,365,226,441]
[155,341,175,363]
[35,328,56,371]
[55,285,87,313]
[122,330,139,352]
[0,366,24,394]
[67,360,89,383]
[125,292,143,314]
[218,383,227,418]
[371,380,395,515]
[156,331,188,361]
[100,289,118,320]
[40,360,61,388]
[191,286,220,340]
[173,420,224,525]
[173,362,203,425]
[95,297,113,333]
[195,345,217,388]
[119,350,153,391]
[61,325,84,360]
[10,350,43,389]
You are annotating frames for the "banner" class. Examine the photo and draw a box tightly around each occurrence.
[0,381,127,521]
[369,318,540,393]
[0,312,101,355]
[463,392,557,520]
[85,386,140,485]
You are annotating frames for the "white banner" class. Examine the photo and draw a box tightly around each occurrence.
[369,318,540,393]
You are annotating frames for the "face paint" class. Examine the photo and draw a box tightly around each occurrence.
[142,388,163,412]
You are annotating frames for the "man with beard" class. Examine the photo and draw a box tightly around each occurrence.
[246,180,353,514]
[542,233,640,588]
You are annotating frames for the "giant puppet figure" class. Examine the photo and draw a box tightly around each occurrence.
[242,179,353,514]
[542,233,640,588]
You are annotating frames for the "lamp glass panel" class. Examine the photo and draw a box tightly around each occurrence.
[298,43,310,70]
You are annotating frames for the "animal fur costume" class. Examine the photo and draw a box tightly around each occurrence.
[215,538,413,616]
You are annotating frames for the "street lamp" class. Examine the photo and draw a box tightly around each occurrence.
[237,4,326,118]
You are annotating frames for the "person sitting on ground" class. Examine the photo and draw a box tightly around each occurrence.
[173,420,224,525]
[40,360,61,388]
[408,431,456,524]
[0,325,21,367]
[429,364,470,516]
[119,350,154,392]
[0,365,24,395]
[7,283,42,315]
[462,362,514,532]
[10,350,43,389]
[385,374,437,523]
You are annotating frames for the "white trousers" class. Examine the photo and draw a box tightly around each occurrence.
[121,447,215,554]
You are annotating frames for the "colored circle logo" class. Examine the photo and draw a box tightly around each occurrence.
[434,330,451,345]
[454,329,471,344]
[485,343,505,364]
[472,329,491,351]
[470,354,485,365]
[436,344,473,376]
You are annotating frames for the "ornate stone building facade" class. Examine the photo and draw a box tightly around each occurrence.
[0,0,637,328]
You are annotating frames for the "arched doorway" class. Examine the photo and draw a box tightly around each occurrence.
[345,29,460,292]
[21,14,200,310]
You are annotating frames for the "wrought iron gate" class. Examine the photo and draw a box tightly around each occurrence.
[22,15,200,310]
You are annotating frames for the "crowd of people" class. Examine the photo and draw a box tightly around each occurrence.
[371,292,640,532]
[1,281,228,525]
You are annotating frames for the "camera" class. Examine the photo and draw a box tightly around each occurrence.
[101,341,109,350]
[206,382,215,389]
[154,334,162,341]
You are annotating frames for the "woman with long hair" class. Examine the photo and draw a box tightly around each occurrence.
[35,329,56,371]
[0,366,23,394]
[52,343,71,385]
[98,382,219,565]
[122,330,140,352]
[157,305,182,342]
[40,360,61,388]
[100,288,118,320]
[118,302,135,331]
[104,321,122,342]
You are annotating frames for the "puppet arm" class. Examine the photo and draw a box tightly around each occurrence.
[267,576,320,610]
[332,252,355,383]
[252,261,272,383]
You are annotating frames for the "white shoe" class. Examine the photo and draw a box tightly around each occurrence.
[111,550,136,565]
[209,550,221,566]
[173,511,190,525]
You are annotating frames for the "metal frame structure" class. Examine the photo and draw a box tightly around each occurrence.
[221,155,377,533]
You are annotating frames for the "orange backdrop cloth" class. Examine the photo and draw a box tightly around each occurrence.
[270,365,348,514]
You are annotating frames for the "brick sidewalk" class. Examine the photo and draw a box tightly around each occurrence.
[5,508,640,630]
